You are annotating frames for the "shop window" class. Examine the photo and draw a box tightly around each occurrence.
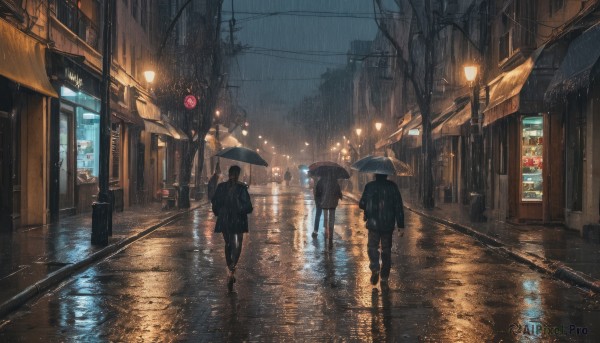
[521,116,543,202]
[76,108,100,184]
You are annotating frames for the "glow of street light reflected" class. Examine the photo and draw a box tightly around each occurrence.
[304,142,309,146]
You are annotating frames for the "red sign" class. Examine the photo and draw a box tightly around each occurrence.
[184,95,197,110]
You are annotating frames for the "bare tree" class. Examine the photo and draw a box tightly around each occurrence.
[156,0,226,208]
[374,0,436,209]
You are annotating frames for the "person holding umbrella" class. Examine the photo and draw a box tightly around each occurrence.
[211,165,253,292]
[359,173,404,286]
[314,171,343,246]
[353,156,410,286]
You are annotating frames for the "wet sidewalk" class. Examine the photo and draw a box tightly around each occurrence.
[0,200,207,317]
[345,192,600,292]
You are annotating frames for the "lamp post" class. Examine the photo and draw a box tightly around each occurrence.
[91,0,115,245]
[464,64,485,222]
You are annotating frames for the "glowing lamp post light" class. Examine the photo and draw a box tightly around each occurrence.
[463,65,478,83]
[375,122,382,131]
[143,70,156,83]
[242,129,248,136]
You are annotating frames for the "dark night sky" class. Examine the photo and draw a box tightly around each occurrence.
[226,0,378,134]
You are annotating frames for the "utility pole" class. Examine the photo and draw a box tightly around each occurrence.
[91,0,115,245]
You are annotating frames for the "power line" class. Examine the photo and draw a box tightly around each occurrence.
[243,51,344,66]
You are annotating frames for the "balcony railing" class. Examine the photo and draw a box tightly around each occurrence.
[52,0,99,50]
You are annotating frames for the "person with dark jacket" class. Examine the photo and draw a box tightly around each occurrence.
[314,174,343,245]
[359,173,404,285]
[211,165,253,292]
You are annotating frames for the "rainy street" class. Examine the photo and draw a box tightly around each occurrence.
[0,184,598,342]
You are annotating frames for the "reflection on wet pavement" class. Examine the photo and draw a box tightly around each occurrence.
[0,185,598,342]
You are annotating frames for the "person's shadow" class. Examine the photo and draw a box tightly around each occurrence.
[371,284,394,340]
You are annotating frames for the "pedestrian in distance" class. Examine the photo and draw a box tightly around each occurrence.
[313,172,343,247]
[311,175,323,238]
[359,173,405,286]
[284,168,292,186]
[211,165,253,292]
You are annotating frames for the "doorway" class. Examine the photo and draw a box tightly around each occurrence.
[58,104,75,214]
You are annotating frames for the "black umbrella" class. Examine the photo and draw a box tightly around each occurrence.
[215,147,269,167]
[351,156,412,176]
[308,161,350,179]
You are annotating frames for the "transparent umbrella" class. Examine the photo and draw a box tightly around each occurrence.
[351,156,412,176]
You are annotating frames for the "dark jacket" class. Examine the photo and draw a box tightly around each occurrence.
[212,181,253,233]
[315,177,342,209]
[359,178,404,232]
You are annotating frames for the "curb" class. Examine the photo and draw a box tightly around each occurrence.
[344,193,600,294]
[0,204,204,319]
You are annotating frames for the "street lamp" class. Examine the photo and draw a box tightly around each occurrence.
[242,129,248,136]
[143,70,156,83]
[304,142,309,146]
[355,128,362,137]
[464,65,478,83]
[464,63,484,222]
[375,122,382,131]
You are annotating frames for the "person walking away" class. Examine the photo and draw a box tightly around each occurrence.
[359,173,404,286]
[211,165,253,292]
[284,168,292,186]
[314,173,343,246]
[311,176,323,238]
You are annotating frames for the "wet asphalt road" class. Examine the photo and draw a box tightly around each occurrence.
[0,184,599,342]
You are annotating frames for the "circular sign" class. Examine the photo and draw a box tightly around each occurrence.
[184,95,197,110]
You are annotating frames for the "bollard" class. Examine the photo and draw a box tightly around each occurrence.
[469,192,486,222]
[91,202,110,245]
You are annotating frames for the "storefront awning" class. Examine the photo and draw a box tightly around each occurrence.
[375,127,403,149]
[143,119,172,136]
[111,101,144,127]
[163,121,189,140]
[484,45,556,126]
[135,98,161,121]
[432,102,471,140]
[545,23,600,102]
[0,18,58,97]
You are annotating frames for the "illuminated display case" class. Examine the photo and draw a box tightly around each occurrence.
[521,116,543,202]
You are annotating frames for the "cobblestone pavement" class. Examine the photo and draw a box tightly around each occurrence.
[0,185,599,342]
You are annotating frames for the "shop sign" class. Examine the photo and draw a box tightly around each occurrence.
[65,68,83,89]
[184,95,197,110]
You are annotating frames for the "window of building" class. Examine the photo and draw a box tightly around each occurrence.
[141,0,147,30]
[521,116,543,202]
[75,108,100,184]
[132,0,138,21]
[550,0,564,17]
[498,0,536,63]
[122,32,126,65]
[131,44,136,77]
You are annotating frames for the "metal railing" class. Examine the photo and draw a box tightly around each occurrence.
[52,0,99,50]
